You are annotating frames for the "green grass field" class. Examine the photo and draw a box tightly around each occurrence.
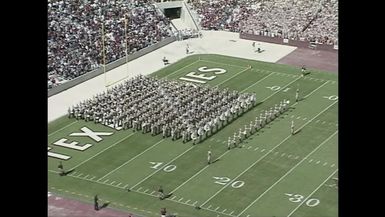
[48,54,338,217]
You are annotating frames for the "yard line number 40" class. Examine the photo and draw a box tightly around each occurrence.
[149,162,177,172]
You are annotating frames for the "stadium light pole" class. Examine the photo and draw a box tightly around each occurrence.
[125,17,129,78]
[101,23,107,88]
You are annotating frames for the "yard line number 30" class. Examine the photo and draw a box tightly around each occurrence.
[285,193,320,207]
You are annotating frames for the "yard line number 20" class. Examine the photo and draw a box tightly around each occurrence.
[213,176,245,188]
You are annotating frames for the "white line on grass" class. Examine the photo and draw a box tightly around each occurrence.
[200,101,338,208]
[48,120,78,137]
[165,59,201,78]
[170,150,231,193]
[130,146,195,190]
[258,76,302,101]
[237,130,338,216]
[215,67,250,87]
[68,132,135,171]
[240,72,275,93]
[96,139,165,181]
[302,80,329,99]
[199,59,246,69]
[287,169,338,217]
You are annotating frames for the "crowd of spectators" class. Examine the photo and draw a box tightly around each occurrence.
[48,0,173,89]
[188,0,338,45]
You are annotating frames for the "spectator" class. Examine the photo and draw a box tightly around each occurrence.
[48,0,173,89]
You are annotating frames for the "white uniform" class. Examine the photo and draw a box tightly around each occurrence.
[207,151,212,164]
[291,120,295,134]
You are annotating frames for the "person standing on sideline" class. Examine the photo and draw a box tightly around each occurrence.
[295,88,299,102]
[207,150,212,164]
[227,137,232,150]
[58,161,65,176]
[94,195,99,211]
[158,185,164,200]
[291,120,295,135]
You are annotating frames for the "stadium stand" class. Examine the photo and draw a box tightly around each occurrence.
[48,0,173,89]
[187,0,338,45]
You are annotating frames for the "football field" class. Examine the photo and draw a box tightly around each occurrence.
[48,54,338,217]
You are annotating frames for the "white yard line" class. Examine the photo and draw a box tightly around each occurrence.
[96,139,165,181]
[200,59,246,69]
[216,67,250,87]
[170,75,332,199]
[287,169,338,217]
[48,120,78,137]
[165,59,201,78]
[240,72,275,93]
[200,100,337,208]
[303,80,329,98]
[237,130,338,216]
[129,146,195,190]
[170,150,231,193]
[199,59,337,83]
[259,76,301,102]
[68,132,136,171]
[169,72,309,194]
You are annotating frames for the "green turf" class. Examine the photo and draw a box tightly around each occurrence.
[48,54,338,217]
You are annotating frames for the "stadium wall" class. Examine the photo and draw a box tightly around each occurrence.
[240,33,337,52]
[48,36,176,97]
